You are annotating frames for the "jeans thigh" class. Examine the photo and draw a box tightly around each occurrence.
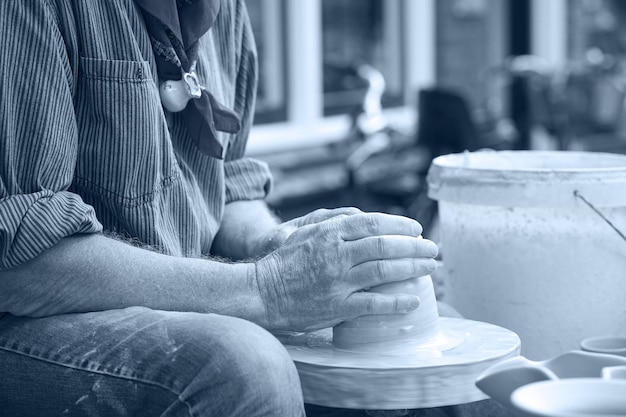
[0,348,176,416]
[0,307,301,417]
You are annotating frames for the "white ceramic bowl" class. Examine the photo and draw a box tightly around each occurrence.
[511,379,626,417]
[475,350,626,408]
[580,336,626,357]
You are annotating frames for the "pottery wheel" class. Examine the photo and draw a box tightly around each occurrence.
[279,276,521,410]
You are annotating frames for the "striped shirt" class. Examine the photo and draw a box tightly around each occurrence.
[0,0,271,270]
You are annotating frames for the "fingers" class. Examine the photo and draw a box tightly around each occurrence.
[295,207,362,227]
[344,235,438,266]
[342,292,420,317]
[332,213,423,241]
[345,258,437,290]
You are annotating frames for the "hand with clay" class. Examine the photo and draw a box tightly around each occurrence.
[254,212,439,332]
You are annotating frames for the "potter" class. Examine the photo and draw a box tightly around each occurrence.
[1,1,448,415]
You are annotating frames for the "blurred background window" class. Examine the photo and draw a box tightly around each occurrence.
[245,0,287,124]
[246,0,406,123]
[568,0,626,60]
[245,0,431,154]
[246,0,626,157]
[435,0,509,113]
[321,0,404,115]
[564,0,626,142]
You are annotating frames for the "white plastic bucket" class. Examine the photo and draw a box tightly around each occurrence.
[428,151,626,360]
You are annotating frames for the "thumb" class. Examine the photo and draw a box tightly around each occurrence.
[259,223,297,255]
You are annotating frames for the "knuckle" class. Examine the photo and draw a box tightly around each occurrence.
[320,219,342,238]
[307,208,326,222]
[392,297,400,312]
[375,236,386,255]
[412,259,421,275]
[316,208,331,217]
[375,260,388,280]
[298,223,316,237]
[361,214,379,234]
[413,240,420,254]
[364,295,378,314]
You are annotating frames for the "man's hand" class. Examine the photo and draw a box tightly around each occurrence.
[254,213,438,331]
[252,207,362,257]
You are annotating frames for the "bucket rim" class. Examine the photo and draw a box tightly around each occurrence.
[427,150,626,207]
[430,150,626,174]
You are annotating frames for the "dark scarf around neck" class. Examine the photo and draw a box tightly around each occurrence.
[136,0,241,159]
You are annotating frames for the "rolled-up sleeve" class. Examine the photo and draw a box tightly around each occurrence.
[224,158,272,203]
[0,1,102,271]
[223,0,272,204]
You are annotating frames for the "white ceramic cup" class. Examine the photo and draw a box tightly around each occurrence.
[511,378,626,417]
[580,336,626,357]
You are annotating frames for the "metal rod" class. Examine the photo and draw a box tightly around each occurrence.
[574,190,626,243]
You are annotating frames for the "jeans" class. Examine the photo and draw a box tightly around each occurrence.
[0,307,306,417]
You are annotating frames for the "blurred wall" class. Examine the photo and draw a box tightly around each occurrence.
[435,0,509,110]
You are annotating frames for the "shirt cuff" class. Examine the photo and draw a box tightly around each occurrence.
[224,158,273,204]
[0,190,102,270]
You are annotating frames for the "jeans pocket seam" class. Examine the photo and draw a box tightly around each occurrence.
[0,343,183,396]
